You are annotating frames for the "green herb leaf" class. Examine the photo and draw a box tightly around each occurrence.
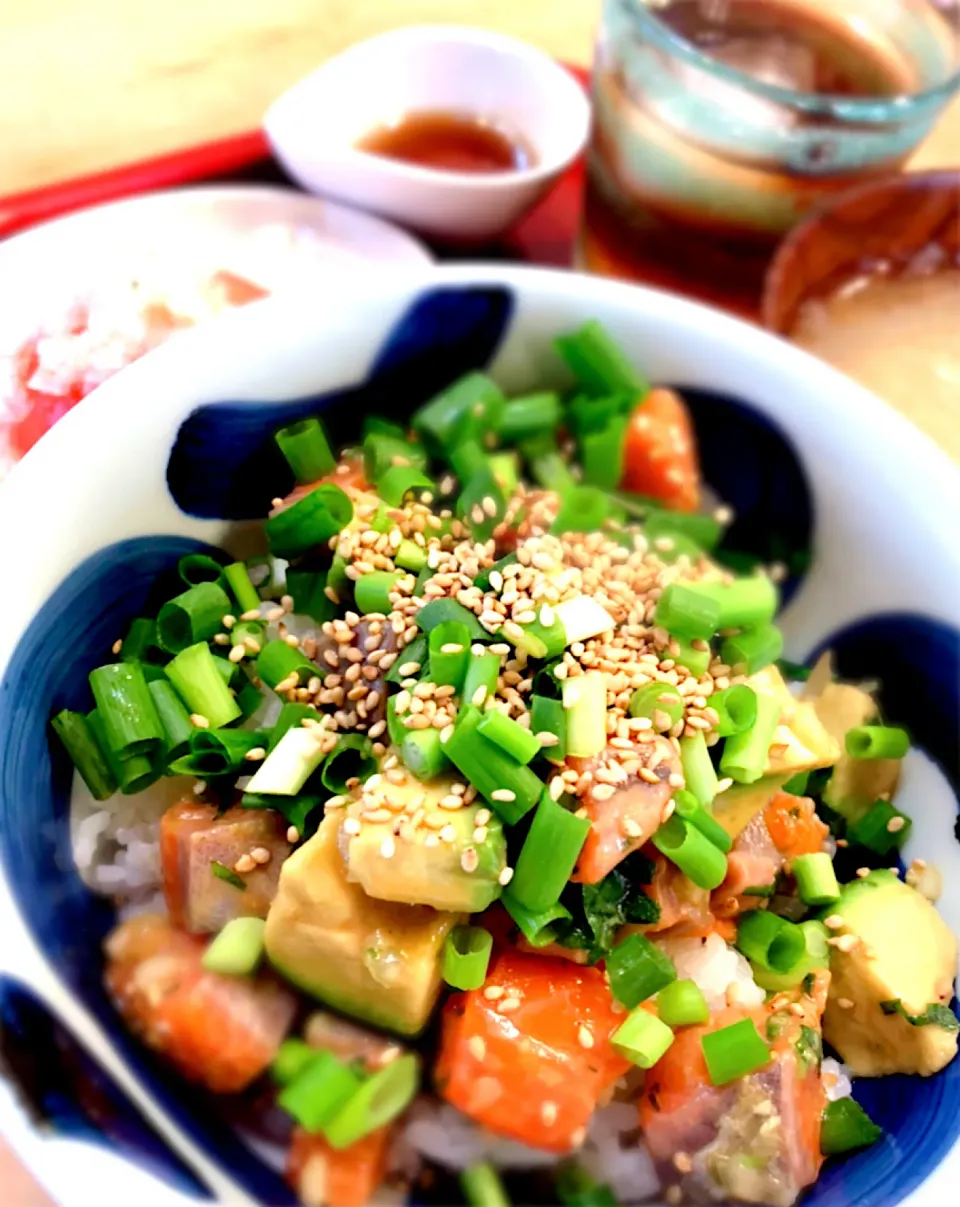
[211,860,246,890]
[880,999,960,1032]
[795,1024,823,1071]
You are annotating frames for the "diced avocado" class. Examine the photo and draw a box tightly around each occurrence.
[822,869,958,1077]
[814,682,900,822]
[201,917,266,977]
[749,666,842,778]
[264,815,461,1035]
[343,775,506,912]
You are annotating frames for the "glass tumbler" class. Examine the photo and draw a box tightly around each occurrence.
[580,0,960,316]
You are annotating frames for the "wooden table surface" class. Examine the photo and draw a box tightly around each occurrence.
[1,2,958,1202]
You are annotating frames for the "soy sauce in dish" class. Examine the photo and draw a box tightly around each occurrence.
[356,110,534,173]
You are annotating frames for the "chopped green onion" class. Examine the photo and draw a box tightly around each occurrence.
[461,1162,511,1207]
[721,624,784,675]
[324,1054,420,1150]
[581,415,629,491]
[459,467,505,541]
[671,789,733,853]
[449,439,488,484]
[267,703,316,752]
[692,576,779,629]
[820,1098,883,1155]
[443,925,493,990]
[155,581,233,655]
[89,662,164,757]
[628,682,684,728]
[177,552,225,588]
[461,649,501,708]
[509,792,591,913]
[378,465,436,507]
[429,621,471,690]
[778,658,812,683]
[217,566,260,618]
[606,933,677,1009]
[567,393,630,438]
[278,1050,364,1135]
[230,620,266,658]
[501,613,566,661]
[443,706,543,824]
[120,617,163,664]
[606,494,722,550]
[646,530,702,564]
[562,672,607,758]
[395,539,427,572]
[265,483,353,558]
[201,917,266,976]
[321,734,377,794]
[653,815,728,890]
[782,771,809,796]
[526,438,575,494]
[719,693,781,784]
[148,680,196,761]
[256,639,318,691]
[736,910,806,974]
[275,417,335,483]
[555,320,648,398]
[84,710,151,795]
[416,598,487,641]
[845,726,910,760]
[672,638,711,677]
[273,1039,316,1086]
[654,584,721,643]
[285,568,335,624]
[657,978,709,1027]
[364,415,405,440]
[751,920,829,992]
[793,852,841,906]
[711,685,758,737]
[679,732,719,806]
[413,371,504,452]
[387,633,428,684]
[552,485,610,535]
[401,728,449,780]
[555,1164,619,1207]
[475,552,518,593]
[502,894,572,947]
[51,710,116,800]
[211,860,246,890]
[702,1019,771,1085]
[242,791,322,835]
[169,727,268,777]
[354,570,404,616]
[477,710,540,765]
[530,695,567,765]
[245,726,328,796]
[612,1007,675,1068]
[488,450,520,497]
[496,392,561,443]
[847,798,912,854]
[363,430,427,482]
[553,597,615,645]
[386,697,406,748]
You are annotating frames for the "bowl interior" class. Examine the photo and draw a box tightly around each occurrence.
[0,266,957,1206]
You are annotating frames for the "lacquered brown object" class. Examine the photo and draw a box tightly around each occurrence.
[762,170,960,333]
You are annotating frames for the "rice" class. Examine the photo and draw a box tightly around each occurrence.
[821,1057,853,1102]
[656,932,766,1010]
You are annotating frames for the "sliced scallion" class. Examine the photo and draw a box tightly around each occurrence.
[720,624,784,675]
[320,734,377,794]
[701,1019,771,1086]
[354,570,404,616]
[461,1162,511,1207]
[502,894,572,947]
[277,1049,363,1134]
[510,792,591,913]
[581,415,628,491]
[265,483,353,558]
[442,706,543,824]
[555,320,648,398]
[628,682,684,728]
[413,371,504,452]
[551,485,609,535]
[443,925,493,990]
[256,639,318,691]
[606,933,677,1009]
[429,621,471,690]
[612,1008,675,1069]
[530,694,567,764]
[562,671,607,758]
[845,726,910,760]
[461,649,501,708]
[847,798,912,854]
[401,728,449,780]
[652,815,728,890]
[177,552,225,588]
[51,710,117,800]
[656,978,709,1027]
[201,917,266,977]
[477,710,540,765]
[285,568,335,624]
[378,465,436,507]
[654,583,721,643]
[243,725,326,796]
[324,1053,420,1150]
[416,598,487,641]
[156,581,232,654]
[671,790,733,853]
[679,732,719,806]
[719,693,781,784]
[89,662,164,757]
[222,562,262,614]
[553,597,615,646]
[792,852,841,906]
[711,685,758,737]
[275,416,335,484]
[735,910,806,975]
[820,1098,883,1155]
[692,576,779,629]
[148,679,194,762]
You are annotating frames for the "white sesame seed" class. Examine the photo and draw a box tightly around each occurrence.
[240,608,261,622]
[286,826,300,843]
[536,731,560,746]
[380,836,396,859]
[461,847,480,873]
[578,1025,595,1049]
[284,634,300,648]
[490,788,516,803]
[281,594,294,612]
[498,866,514,886]
[233,854,256,874]
[398,662,421,677]
[483,984,505,1000]
[473,826,489,844]
[549,776,565,801]
[440,642,464,655]
[243,746,267,762]
[222,614,236,629]
[856,867,871,879]
[498,996,521,1014]
[250,846,271,865]
[838,997,855,1010]
[192,780,206,795]
[467,1036,487,1060]
[189,713,210,729]
[622,817,643,838]
[541,1101,558,1126]
[475,808,491,825]
[440,824,457,843]
[343,817,361,836]
[886,816,906,833]
[471,685,489,707]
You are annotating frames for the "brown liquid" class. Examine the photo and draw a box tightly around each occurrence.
[581,0,919,315]
[357,110,533,173]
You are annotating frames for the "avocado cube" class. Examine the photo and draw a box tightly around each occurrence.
[823,870,958,1077]
[264,815,461,1036]
[344,776,506,913]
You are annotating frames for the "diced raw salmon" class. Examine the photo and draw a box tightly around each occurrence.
[712,812,784,920]
[287,1127,392,1207]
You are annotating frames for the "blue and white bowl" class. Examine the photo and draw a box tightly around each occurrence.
[0,265,957,1206]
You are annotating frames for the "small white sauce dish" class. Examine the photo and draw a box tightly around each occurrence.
[264,25,591,243]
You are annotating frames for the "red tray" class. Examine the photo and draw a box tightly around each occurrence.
[0,67,588,266]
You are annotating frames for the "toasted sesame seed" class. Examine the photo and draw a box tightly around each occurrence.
[439,724,455,744]
[578,1025,595,1050]
[280,594,294,612]
[828,934,860,952]
[234,854,256,874]
[439,794,464,810]
[886,816,906,833]
[189,713,210,729]
[286,825,300,843]
[483,985,505,1000]
[482,496,498,517]
[473,826,489,844]
[674,1152,693,1174]
[471,685,489,706]
[326,794,349,809]
[440,642,464,655]
[380,836,396,859]
[343,817,362,836]
[622,817,643,838]
[498,996,521,1014]
[192,780,206,795]
[838,997,855,1010]
[250,846,271,865]
[440,824,457,843]
[549,776,565,801]
[244,746,267,762]
[398,661,421,676]
[222,614,236,629]
[467,1036,487,1060]
[536,731,560,746]
[240,608,261,622]
[498,866,514,886]
[491,788,516,803]
[541,1101,558,1126]
[228,644,246,663]
[856,867,871,879]
[461,847,480,873]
